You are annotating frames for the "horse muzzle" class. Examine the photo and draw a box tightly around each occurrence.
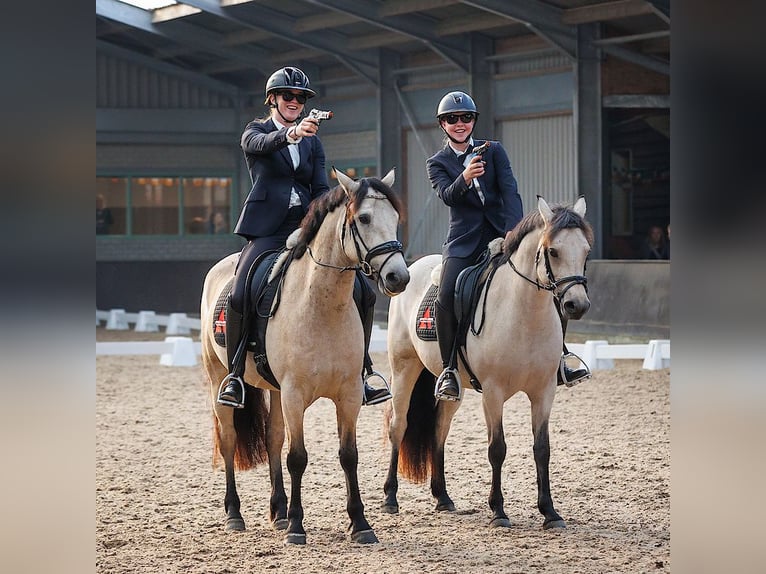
[560,296,590,320]
[379,266,410,296]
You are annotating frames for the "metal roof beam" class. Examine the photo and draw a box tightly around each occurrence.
[645,0,670,23]
[379,0,460,17]
[562,0,654,25]
[181,0,378,80]
[96,0,273,75]
[301,0,470,71]
[458,0,576,57]
[293,11,357,32]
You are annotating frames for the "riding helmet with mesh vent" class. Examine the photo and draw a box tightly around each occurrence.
[436,91,479,119]
[263,67,316,104]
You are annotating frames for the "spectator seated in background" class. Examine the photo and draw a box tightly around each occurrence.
[640,225,669,260]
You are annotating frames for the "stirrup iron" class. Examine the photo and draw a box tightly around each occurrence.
[560,352,591,387]
[363,369,390,391]
[217,374,246,408]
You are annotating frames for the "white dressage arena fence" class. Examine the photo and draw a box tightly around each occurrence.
[96,309,670,370]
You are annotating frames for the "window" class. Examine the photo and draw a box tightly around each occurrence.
[96,175,233,236]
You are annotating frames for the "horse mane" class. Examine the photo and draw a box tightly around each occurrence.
[496,202,594,267]
[291,177,405,259]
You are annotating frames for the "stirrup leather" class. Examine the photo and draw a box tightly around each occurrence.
[559,352,592,387]
[217,374,246,408]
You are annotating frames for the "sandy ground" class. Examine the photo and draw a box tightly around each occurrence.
[96,327,669,573]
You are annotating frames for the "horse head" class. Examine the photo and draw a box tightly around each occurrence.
[536,196,593,320]
[335,168,410,296]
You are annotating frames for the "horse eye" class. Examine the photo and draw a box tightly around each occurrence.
[358,213,371,225]
[548,247,558,258]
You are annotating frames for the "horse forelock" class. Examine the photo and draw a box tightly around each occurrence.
[292,177,405,259]
[497,203,593,266]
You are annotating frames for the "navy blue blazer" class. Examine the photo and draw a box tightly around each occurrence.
[427,140,523,258]
[234,118,330,238]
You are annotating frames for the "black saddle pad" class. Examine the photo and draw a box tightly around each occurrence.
[415,284,438,341]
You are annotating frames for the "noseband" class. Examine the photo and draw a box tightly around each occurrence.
[508,237,588,304]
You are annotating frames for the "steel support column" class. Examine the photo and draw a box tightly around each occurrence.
[575,22,603,258]
[468,34,494,138]
[377,49,402,179]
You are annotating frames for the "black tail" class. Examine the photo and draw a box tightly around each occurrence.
[398,369,437,483]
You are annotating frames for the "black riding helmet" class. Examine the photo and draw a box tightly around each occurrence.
[436,91,479,119]
[263,67,316,105]
[436,91,479,144]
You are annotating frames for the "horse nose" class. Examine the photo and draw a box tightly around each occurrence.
[562,298,590,320]
[385,269,410,294]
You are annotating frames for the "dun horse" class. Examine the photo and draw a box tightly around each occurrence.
[382,196,593,529]
[201,169,409,544]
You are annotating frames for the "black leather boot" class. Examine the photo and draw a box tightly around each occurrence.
[217,303,246,408]
[356,272,392,406]
[556,315,591,387]
[434,300,461,401]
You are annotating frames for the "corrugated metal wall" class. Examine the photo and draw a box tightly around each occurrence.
[404,127,449,259]
[96,52,233,109]
[500,113,576,212]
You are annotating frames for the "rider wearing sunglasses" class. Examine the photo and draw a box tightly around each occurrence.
[427,91,591,402]
[217,66,391,409]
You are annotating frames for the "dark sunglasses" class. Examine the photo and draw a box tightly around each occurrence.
[442,113,476,125]
[278,91,308,104]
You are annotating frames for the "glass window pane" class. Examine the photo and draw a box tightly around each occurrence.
[96,177,127,235]
[131,177,179,235]
[182,177,231,235]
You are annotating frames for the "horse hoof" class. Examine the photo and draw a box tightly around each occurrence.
[490,517,512,529]
[225,518,246,531]
[435,502,455,512]
[284,532,307,545]
[351,529,379,544]
[543,519,567,530]
[272,518,288,531]
[380,503,399,514]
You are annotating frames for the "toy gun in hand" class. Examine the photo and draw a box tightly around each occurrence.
[472,141,491,156]
[308,109,333,123]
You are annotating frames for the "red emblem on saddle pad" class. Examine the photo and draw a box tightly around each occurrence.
[418,307,434,330]
[214,308,226,334]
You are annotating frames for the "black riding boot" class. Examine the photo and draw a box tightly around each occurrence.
[557,315,592,387]
[217,303,247,408]
[355,272,391,406]
[434,300,461,401]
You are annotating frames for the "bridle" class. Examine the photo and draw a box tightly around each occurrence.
[507,232,588,304]
[306,194,403,282]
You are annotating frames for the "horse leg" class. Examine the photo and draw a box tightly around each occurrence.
[531,394,566,529]
[282,394,309,545]
[266,390,288,530]
[430,400,461,511]
[214,405,246,531]
[482,393,511,528]
[337,397,378,544]
[382,360,425,513]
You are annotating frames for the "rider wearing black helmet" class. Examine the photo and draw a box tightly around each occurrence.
[217,67,391,409]
[427,91,590,402]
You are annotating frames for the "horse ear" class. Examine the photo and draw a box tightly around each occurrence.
[333,167,359,197]
[573,195,586,217]
[380,167,396,188]
[537,195,554,224]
